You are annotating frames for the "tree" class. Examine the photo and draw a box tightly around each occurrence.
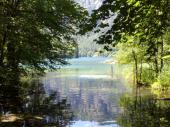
[0,0,87,109]
[83,0,170,85]
[0,0,87,85]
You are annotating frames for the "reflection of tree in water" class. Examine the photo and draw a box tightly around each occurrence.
[118,94,170,127]
[0,80,73,127]
[0,84,22,113]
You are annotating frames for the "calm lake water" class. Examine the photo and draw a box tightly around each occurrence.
[41,57,132,127]
[1,57,170,127]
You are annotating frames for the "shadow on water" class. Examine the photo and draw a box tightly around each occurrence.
[118,92,170,127]
[0,80,73,127]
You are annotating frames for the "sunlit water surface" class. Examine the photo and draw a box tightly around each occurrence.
[42,57,132,127]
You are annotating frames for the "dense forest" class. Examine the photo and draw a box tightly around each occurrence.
[0,0,87,85]
[82,0,170,90]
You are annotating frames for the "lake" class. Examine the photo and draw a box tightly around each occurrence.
[42,57,131,127]
[1,57,170,127]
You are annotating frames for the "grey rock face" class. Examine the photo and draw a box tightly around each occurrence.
[75,0,103,14]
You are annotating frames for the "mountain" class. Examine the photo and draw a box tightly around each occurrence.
[75,0,103,14]
[74,0,109,57]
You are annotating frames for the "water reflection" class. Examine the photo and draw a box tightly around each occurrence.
[118,94,170,127]
[2,57,169,127]
[42,72,130,126]
[68,120,119,127]
[41,57,131,127]
[0,80,73,127]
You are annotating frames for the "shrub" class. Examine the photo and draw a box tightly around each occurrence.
[152,70,170,90]
[140,67,155,85]
[157,71,170,88]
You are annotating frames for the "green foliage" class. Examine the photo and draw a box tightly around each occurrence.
[82,0,170,88]
[152,70,170,90]
[157,70,170,88]
[163,55,170,59]
[140,67,155,84]
[115,35,146,64]
[0,0,87,83]
[119,94,132,107]
[115,43,134,64]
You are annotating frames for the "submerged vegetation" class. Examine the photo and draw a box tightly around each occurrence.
[119,94,170,127]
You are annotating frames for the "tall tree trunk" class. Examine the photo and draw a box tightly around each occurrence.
[7,40,20,84]
[139,59,143,82]
[0,29,7,66]
[75,43,79,58]
[132,50,138,85]
[160,36,164,72]
[154,40,159,77]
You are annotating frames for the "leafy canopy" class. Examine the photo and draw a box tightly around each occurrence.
[0,0,87,79]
